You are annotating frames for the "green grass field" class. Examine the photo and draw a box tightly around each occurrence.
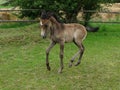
[0,23,120,90]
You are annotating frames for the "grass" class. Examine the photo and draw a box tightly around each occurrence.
[0,23,33,29]
[0,23,120,90]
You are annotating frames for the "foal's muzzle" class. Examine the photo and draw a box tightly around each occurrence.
[41,34,46,39]
[41,30,47,39]
[42,35,46,39]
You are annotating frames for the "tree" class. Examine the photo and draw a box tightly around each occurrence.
[8,0,114,24]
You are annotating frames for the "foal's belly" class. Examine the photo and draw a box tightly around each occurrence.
[64,33,74,43]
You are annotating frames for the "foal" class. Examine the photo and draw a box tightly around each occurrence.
[40,13,87,73]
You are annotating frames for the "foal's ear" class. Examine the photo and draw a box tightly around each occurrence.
[41,10,48,19]
[47,11,53,18]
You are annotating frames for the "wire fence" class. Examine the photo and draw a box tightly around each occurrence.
[0,9,120,24]
[0,20,39,23]
[0,9,120,14]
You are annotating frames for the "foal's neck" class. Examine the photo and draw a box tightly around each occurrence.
[50,16,63,29]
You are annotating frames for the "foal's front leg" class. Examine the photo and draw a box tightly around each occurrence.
[46,41,56,71]
[58,42,64,73]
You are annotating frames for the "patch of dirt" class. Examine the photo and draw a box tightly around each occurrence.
[0,7,20,20]
[0,12,18,20]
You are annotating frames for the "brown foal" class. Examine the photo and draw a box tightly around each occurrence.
[40,12,87,73]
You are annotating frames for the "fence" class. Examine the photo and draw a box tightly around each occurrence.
[0,9,120,24]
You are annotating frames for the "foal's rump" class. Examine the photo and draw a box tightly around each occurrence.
[64,23,87,42]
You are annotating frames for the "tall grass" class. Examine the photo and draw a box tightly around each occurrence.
[0,23,33,29]
[0,23,120,90]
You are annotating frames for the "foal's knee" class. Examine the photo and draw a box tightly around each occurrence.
[81,48,84,54]
[80,44,85,54]
[46,50,49,56]
[60,53,63,59]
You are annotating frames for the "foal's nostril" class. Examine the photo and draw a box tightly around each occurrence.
[41,35,46,39]
[43,36,46,39]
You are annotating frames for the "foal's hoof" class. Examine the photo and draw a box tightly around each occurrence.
[58,70,62,73]
[74,62,80,66]
[58,68,63,73]
[47,66,51,71]
[69,63,72,68]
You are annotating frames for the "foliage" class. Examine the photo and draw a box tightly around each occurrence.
[8,0,114,23]
[114,0,120,3]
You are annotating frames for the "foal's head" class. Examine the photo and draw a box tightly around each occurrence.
[40,17,52,38]
[40,11,51,38]
[40,11,57,39]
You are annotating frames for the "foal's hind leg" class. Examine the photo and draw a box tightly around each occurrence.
[69,39,85,67]
[75,43,84,66]
[69,51,80,67]
[69,40,81,67]
[46,41,56,71]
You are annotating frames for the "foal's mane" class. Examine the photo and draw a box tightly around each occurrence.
[48,12,64,29]
[41,11,64,29]
[47,12,62,23]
